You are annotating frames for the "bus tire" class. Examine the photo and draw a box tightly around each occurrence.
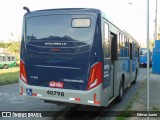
[132,70,137,84]
[117,78,124,102]
[3,64,8,69]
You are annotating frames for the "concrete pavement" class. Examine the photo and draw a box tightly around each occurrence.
[141,73,160,110]
[125,71,160,120]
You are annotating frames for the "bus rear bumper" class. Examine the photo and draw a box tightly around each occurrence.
[19,79,108,107]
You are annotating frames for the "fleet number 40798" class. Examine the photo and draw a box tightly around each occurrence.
[47,90,64,97]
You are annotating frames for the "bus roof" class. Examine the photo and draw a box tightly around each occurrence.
[24,7,139,45]
[25,8,101,17]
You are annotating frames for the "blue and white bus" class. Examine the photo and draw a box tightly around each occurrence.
[139,48,152,67]
[19,8,139,107]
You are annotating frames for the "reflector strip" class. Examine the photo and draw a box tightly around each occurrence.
[37,94,42,97]
[88,100,94,103]
[94,101,100,104]
[69,98,75,100]
[75,98,81,101]
[32,93,42,97]
[69,98,81,101]
[32,93,37,96]
[20,86,24,95]
[22,93,27,95]
[93,93,100,105]
[21,92,42,97]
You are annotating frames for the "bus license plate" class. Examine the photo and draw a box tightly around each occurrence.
[47,90,64,97]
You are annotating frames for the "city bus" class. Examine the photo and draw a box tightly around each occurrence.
[0,54,16,69]
[139,48,152,67]
[19,8,139,107]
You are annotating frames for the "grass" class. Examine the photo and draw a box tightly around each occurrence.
[0,66,19,85]
[116,80,147,120]
[151,106,160,111]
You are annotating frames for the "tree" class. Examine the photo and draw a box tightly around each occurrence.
[8,41,20,54]
[0,43,8,48]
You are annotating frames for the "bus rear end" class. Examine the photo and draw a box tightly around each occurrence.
[19,8,105,106]
[140,48,152,66]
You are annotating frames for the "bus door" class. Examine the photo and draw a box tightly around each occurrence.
[104,31,117,99]
[103,23,114,99]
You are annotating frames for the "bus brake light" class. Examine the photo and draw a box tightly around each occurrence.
[20,60,28,84]
[87,62,102,90]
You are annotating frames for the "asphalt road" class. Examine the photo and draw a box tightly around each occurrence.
[0,68,147,120]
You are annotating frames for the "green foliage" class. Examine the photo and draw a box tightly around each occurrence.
[0,43,8,48]
[7,41,20,54]
[0,41,20,61]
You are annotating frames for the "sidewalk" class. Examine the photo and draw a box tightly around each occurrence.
[141,73,160,110]
[125,73,160,120]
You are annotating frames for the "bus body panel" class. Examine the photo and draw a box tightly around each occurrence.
[112,61,120,98]
[25,51,90,90]
[19,78,109,107]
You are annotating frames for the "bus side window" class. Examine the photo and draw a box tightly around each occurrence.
[117,32,121,58]
[120,34,124,57]
[130,43,132,59]
[138,47,140,62]
[104,23,110,59]
[12,57,15,61]
[4,57,7,61]
[132,42,136,57]
[111,32,117,61]
[0,56,2,61]
[124,37,128,57]
[127,39,129,57]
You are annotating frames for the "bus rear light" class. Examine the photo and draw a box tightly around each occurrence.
[20,60,28,84]
[87,62,103,90]
[89,79,97,88]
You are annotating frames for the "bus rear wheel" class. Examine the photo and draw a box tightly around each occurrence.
[132,70,137,84]
[3,64,8,69]
[117,79,124,102]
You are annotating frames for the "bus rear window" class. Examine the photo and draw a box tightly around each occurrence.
[140,48,147,55]
[26,15,94,42]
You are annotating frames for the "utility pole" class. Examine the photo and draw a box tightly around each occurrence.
[146,0,150,120]
[154,0,158,41]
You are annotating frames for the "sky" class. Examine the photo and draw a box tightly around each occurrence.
[0,0,159,45]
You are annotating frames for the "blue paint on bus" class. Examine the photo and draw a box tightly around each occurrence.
[21,9,103,90]
[139,48,152,66]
